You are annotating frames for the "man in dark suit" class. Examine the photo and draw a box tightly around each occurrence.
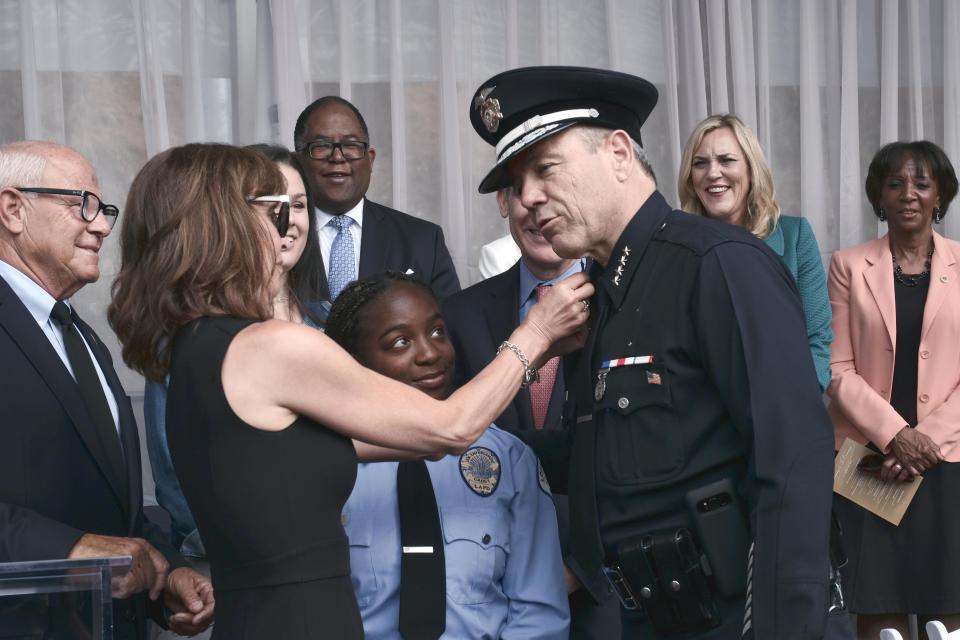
[0,141,213,639]
[442,187,620,639]
[294,96,460,300]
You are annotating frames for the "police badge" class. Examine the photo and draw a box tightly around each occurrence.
[473,87,502,133]
[459,447,501,496]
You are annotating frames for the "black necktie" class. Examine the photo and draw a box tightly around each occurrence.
[397,460,445,640]
[49,301,127,498]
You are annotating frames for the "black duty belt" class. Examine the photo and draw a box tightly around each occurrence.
[602,528,721,635]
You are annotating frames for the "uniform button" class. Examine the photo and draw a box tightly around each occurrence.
[618,397,630,409]
[920,350,930,359]
[920,393,930,403]
[669,580,681,592]
[482,533,491,544]
[640,586,652,599]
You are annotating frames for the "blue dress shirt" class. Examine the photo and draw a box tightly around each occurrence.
[518,259,586,322]
[343,426,570,639]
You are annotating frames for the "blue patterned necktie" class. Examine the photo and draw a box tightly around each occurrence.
[327,214,355,300]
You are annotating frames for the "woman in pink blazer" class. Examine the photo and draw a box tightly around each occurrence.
[828,140,960,638]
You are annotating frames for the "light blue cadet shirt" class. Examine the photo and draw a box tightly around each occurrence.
[342,426,570,639]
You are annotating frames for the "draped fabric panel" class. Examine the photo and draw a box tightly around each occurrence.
[1,0,958,392]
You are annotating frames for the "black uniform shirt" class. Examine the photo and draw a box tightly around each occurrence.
[560,191,838,638]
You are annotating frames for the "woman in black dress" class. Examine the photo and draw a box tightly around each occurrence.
[827,141,960,639]
[107,143,592,639]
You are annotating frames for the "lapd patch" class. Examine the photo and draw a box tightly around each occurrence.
[459,447,500,496]
[537,459,551,496]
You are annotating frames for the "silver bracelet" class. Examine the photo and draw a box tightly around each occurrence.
[497,340,540,388]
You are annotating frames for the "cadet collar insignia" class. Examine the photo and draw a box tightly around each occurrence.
[537,459,551,496]
[474,87,503,133]
[612,245,630,286]
[460,447,501,496]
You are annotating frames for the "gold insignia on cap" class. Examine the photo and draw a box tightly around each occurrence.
[474,87,503,133]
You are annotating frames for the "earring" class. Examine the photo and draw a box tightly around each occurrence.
[934,207,943,224]
[878,207,887,222]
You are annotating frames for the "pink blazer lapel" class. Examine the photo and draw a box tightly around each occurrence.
[863,236,897,349]
[922,232,958,340]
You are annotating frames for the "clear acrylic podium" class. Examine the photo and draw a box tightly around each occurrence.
[0,556,132,640]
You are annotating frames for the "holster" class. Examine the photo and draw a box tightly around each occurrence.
[605,528,721,635]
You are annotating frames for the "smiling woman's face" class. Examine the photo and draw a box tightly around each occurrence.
[353,282,455,400]
[690,126,752,227]
[878,157,940,236]
[277,163,310,274]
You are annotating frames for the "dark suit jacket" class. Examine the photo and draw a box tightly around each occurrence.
[0,276,184,639]
[442,261,564,430]
[347,199,461,300]
[442,261,620,639]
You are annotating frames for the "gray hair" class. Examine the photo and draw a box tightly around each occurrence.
[576,126,656,184]
[0,142,48,190]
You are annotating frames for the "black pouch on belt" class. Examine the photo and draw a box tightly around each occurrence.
[616,528,721,634]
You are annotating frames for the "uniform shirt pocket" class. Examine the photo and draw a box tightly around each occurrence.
[441,509,510,605]
[596,364,684,483]
[342,508,381,607]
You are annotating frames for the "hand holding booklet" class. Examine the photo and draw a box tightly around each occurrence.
[833,438,923,526]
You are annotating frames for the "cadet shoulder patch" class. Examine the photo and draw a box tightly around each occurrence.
[537,459,551,496]
[459,447,501,497]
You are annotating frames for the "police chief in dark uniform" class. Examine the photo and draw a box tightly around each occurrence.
[468,67,853,639]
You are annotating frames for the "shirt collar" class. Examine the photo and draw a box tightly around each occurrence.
[518,257,586,304]
[0,259,68,325]
[316,198,365,229]
[595,190,672,310]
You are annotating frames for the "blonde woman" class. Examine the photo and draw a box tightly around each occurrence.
[679,114,832,391]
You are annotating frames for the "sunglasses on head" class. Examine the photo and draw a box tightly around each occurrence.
[246,194,291,237]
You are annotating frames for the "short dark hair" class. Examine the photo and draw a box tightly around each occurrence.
[325,272,435,356]
[293,96,370,152]
[245,143,330,313]
[865,141,959,220]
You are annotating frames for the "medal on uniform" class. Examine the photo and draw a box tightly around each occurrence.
[595,369,608,401]
[595,355,656,401]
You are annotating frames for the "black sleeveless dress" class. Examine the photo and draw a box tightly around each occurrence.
[166,317,362,639]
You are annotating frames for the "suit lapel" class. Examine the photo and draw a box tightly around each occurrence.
[358,199,388,278]
[921,232,958,341]
[0,280,128,512]
[863,237,897,349]
[486,264,535,430]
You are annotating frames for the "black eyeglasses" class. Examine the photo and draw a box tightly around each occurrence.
[247,194,290,237]
[300,140,369,161]
[16,187,119,229]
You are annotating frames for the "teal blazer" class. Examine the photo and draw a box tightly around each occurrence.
[764,215,833,391]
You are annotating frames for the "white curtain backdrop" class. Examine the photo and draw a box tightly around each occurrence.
[2,0,959,397]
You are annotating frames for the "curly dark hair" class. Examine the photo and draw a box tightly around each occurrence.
[865,140,959,220]
[325,272,435,356]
